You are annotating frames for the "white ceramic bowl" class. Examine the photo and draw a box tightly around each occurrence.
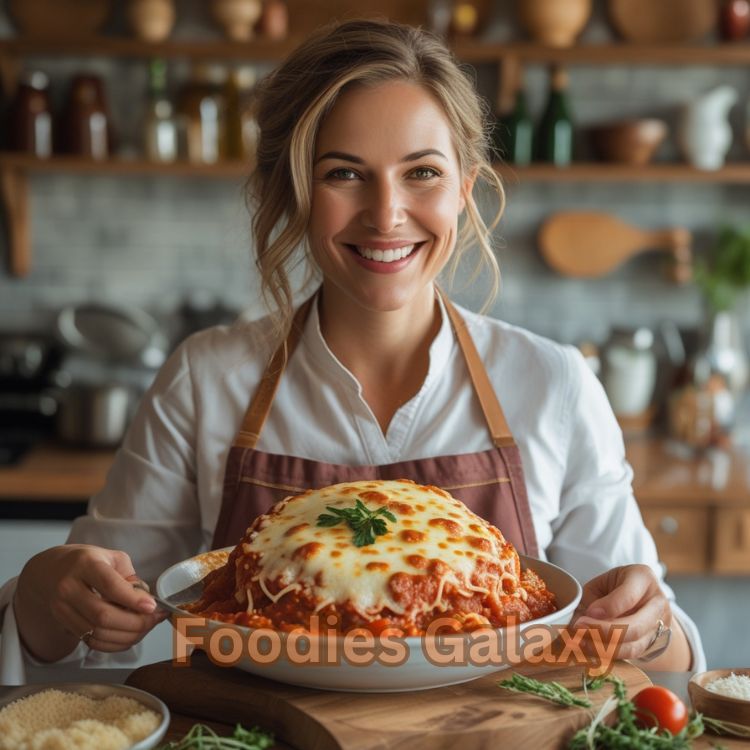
[157,549,581,692]
[0,683,170,750]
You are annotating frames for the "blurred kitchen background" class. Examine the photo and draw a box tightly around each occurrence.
[1,0,749,670]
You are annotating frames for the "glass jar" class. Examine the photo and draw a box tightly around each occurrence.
[178,64,227,164]
[224,65,257,162]
[602,327,658,418]
[7,71,53,158]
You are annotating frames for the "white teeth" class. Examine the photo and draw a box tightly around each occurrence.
[354,244,415,262]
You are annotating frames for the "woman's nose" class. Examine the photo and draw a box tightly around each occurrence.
[361,179,406,233]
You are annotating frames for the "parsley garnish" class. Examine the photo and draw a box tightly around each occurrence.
[316,499,397,547]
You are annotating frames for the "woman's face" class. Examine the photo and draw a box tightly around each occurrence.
[309,80,473,315]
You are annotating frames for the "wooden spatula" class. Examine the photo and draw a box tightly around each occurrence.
[538,211,692,282]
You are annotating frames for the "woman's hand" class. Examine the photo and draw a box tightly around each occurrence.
[571,564,691,670]
[14,544,168,663]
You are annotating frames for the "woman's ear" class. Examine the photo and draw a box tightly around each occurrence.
[459,167,478,214]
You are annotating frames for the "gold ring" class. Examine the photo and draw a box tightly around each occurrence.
[80,628,94,646]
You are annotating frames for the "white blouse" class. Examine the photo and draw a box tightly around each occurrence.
[0,295,705,681]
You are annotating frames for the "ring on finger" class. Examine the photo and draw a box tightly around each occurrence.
[80,628,95,647]
[638,618,672,662]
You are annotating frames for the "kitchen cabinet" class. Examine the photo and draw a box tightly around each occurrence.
[2,36,750,276]
[627,438,750,576]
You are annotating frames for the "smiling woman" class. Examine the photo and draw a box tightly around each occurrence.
[4,18,703,683]
[308,80,470,317]
[247,19,505,341]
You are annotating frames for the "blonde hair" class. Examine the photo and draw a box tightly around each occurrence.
[247,18,505,336]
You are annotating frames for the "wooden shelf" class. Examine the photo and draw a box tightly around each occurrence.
[2,156,749,277]
[497,163,750,184]
[453,40,750,66]
[1,37,750,66]
[3,154,749,182]
[0,35,304,62]
[0,154,251,177]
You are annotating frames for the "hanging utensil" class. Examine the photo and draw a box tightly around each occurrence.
[538,211,692,282]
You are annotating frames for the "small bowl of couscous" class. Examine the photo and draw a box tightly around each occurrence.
[0,682,169,750]
[689,668,750,732]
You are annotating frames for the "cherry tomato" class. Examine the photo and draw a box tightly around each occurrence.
[632,686,689,735]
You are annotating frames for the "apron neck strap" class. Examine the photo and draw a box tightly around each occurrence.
[236,288,515,450]
[235,296,314,449]
[438,290,515,448]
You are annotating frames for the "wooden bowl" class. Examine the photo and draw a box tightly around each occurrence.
[688,668,750,729]
[608,0,717,43]
[589,119,668,166]
[8,0,111,38]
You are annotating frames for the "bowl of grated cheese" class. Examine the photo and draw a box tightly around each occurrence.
[0,683,169,750]
[689,668,750,730]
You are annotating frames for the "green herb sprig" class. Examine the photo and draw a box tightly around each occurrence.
[156,722,274,750]
[567,676,705,749]
[497,673,593,708]
[316,499,397,547]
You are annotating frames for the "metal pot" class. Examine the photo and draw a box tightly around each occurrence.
[56,383,132,448]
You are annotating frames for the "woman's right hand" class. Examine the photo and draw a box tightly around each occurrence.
[14,544,168,663]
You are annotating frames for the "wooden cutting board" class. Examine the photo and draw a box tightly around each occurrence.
[126,652,650,750]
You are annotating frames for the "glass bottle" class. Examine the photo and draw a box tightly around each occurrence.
[178,64,227,164]
[144,59,178,163]
[224,65,257,161]
[493,69,533,166]
[536,65,574,167]
[8,71,53,158]
[62,74,112,160]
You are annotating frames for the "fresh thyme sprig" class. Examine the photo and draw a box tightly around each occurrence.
[497,673,593,708]
[156,722,274,749]
[316,499,397,547]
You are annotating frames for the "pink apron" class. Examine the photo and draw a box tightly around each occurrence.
[212,293,539,557]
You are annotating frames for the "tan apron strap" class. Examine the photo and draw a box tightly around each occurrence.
[440,291,516,449]
[235,296,315,449]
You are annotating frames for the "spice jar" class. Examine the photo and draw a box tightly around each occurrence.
[7,71,53,158]
[62,74,112,160]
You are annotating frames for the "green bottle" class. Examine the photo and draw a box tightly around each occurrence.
[536,65,574,166]
[493,77,533,166]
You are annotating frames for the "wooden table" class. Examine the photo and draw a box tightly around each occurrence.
[3,663,747,749]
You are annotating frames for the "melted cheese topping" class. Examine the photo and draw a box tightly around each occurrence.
[234,479,520,622]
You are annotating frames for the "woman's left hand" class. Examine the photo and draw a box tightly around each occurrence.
[571,563,671,661]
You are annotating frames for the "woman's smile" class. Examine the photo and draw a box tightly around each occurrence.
[345,241,425,272]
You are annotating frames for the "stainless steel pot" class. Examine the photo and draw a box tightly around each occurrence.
[56,383,132,448]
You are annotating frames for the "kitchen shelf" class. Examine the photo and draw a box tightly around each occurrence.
[4,154,750,181]
[2,33,750,277]
[0,154,252,177]
[1,37,750,66]
[498,163,750,184]
[3,155,750,276]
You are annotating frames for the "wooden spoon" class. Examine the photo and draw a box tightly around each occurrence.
[538,211,692,282]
